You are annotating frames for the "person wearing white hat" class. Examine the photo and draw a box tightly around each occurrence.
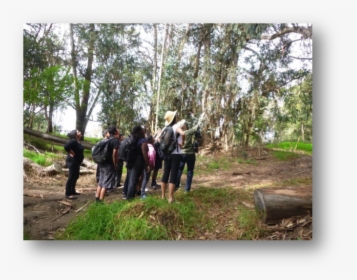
[160,110,185,203]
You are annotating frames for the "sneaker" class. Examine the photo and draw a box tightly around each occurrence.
[145,187,149,192]
[152,184,161,190]
[122,196,127,200]
[141,194,148,199]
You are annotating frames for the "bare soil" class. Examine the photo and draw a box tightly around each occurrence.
[23,149,312,240]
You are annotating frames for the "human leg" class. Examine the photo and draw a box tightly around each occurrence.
[175,154,186,191]
[98,163,115,201]
[65,161,76,198]
[185,154,196,192]
[141,168,152,196]
[71,163,81,195]
[161,156,171,199]
[168,154,181,203]
[127,167,142,200]
[116,160,124,186]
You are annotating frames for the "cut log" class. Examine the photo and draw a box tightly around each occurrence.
[23,157,63,177]
[62,168,95,175]
[254,187,312,225]
[81,159,97,170]
[41,163,62,176]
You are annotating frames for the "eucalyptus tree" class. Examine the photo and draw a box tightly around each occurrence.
[93,24,152,136]
[23,23,71,132]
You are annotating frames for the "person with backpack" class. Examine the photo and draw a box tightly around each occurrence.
[95,125,120,203]
[159,110,186,204]
[150,129,164,190]
[95,129,109,187]
[114,133,125,188]
[124,125,151,200]
[64,129,84,200]
[175,121,200,193]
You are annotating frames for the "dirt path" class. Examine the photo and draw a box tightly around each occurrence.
[23,152,312,240]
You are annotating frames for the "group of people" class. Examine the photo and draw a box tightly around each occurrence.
[64,110,201,204]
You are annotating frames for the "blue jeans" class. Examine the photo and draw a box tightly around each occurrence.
[141,166,152,196]
[176,153,196,191]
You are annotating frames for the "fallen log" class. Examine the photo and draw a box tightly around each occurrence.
[254,187,312,225]
[24,128,94,150]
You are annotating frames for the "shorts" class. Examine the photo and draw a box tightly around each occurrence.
[98,162,115,189]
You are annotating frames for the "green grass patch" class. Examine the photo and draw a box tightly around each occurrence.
[266,141,312,154]
[23,149,49,166]
[272,150,300,161]
[56,187,267,240]
[195,156,236,175]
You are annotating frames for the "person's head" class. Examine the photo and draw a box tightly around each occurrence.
[119,134,124,141]
[114,128,120,139]
[146,134,154,144]
[102,129,109,139]
[67,129,82,140]
[164,110,178,126]
[176,119,187,130]
[108,125,118,137]
[131,125,145,139]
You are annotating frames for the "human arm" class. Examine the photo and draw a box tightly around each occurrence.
[184,124,199,136]
[141,142,151,172]
[176,127,185,147]
[64,140,76,157]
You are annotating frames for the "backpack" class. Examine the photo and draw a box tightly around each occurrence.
[118,137,129,161]
[123,136,138,169]
[193,126,203,153]
[159,126,178,155]
[92,137,112,164]
[154,141,164,160]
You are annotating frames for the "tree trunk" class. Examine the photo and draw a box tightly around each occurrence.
[254,187,312,224]
[155,23,168,132]
[24,128,94,150]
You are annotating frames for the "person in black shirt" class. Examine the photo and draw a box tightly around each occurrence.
[64,130,84,200]
[125,126,151,200]
[95,125,120,202]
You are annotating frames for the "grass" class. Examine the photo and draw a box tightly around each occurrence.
[195,156,237,175]
[272,150,300,161]
[266,141,312,155]
[56,187,265,240]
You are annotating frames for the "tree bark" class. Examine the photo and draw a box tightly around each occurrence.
[24,128,94,150]
[254,187,312,224]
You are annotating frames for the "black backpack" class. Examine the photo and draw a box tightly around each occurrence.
[118,137,129,161]
[193,126,203,153]
[92,137,112,164]
[123,136,138,169]
[159,126,178,155]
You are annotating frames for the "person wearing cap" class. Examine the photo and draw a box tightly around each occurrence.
[160,110,186,203]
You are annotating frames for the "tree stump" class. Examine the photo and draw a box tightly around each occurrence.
[254,187,312,224]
